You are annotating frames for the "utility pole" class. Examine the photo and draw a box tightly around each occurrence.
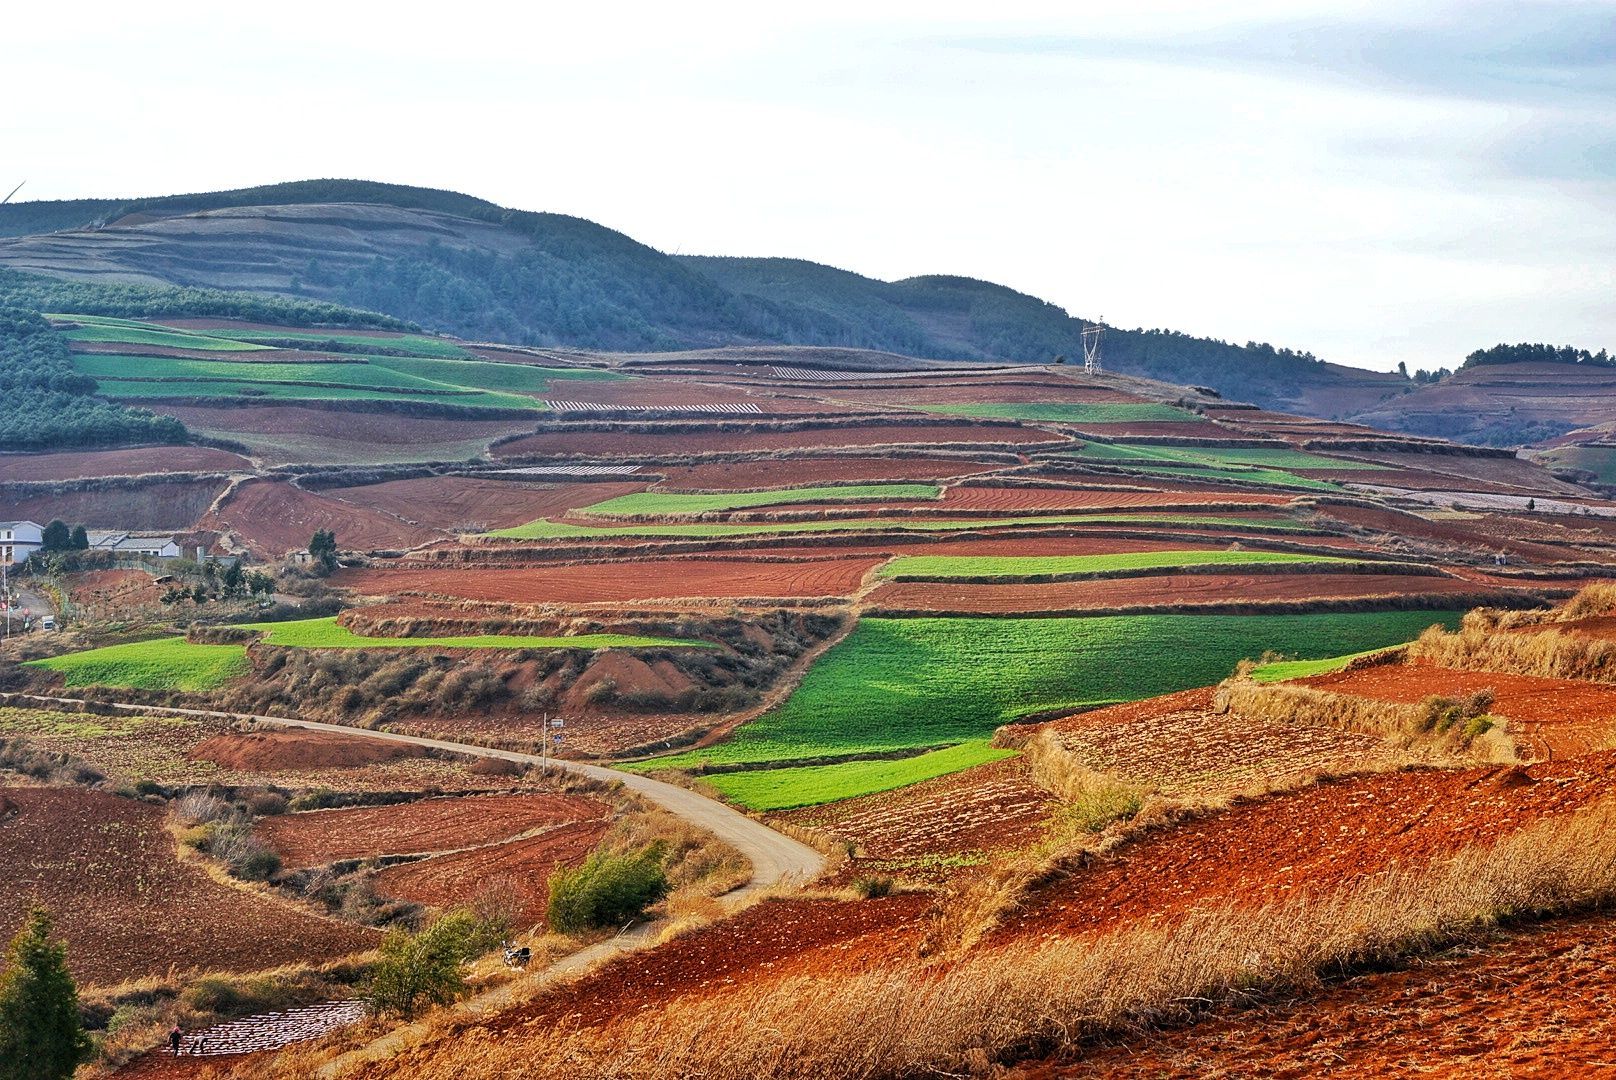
[1082,317,1105,375]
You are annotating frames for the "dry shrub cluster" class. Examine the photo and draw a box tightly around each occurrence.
[1409,602,1616,684]
[1214,680,1516,762]
[336,798,1616,1080]
[1020,730,1147,836]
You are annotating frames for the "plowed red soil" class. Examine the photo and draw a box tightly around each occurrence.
[1300,661,1616,759]
[189,730,431,772]
[324,478,646,533]
[993,752,1616,944]
[369,817,610,925]
[867,572,1490,614]
[258,793,607,869]
[205,480,440,556]
[337,557,883,603]
[0,787,375,985]
[652,456,1007,489]
[937,486,1290,511]
[1032,911,1616,1080]
[61,569,165,615]
[7,479,228,532]
[828,383,1139,405]
[0,447,251,482]
[1036,688,1400,798]
[1318,504,1606,564]
[493,422,1068,458]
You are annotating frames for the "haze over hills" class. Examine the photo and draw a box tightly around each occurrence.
[0,180,1411,419]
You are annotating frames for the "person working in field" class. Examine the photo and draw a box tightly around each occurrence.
[169,1025,182,1055]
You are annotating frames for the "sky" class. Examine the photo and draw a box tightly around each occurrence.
[6,0,1612,372]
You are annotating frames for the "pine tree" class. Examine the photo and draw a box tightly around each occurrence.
[0,906,90,1080]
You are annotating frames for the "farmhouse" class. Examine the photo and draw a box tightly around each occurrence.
[86,531,184,558]
[0,521,44,565]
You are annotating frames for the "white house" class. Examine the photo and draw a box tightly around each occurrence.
[86,531,184,558]
[0,521,43,566]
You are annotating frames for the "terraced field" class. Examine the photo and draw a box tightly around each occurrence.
[242,616,704,650]
[25,636,251,690]
[878,549,1360,580]
[486,512,1312,540]
[578,483,943,516]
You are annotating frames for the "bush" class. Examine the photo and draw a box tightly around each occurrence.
[366,909,505,1017]
[851,875,895,899]
[546,844,669,934]
[0,906,89,1080]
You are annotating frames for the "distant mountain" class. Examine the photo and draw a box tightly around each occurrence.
[1351,361,1616,447]
[0,179,1408,414]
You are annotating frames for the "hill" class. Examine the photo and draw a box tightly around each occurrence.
[0,180,1410,414]
[1349,361,1616,447]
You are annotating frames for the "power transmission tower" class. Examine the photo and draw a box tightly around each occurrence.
[1081,318,1105,375]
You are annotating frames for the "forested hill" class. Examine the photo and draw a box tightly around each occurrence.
[0,180,1407,413]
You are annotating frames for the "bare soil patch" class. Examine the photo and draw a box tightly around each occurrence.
[6,479,228,532]
[494,422,1068,458]
[0,446,250,482]
[324,477,646,533]
[653,455,1007,489]
[189,730,431,772]
[206,479,440,556]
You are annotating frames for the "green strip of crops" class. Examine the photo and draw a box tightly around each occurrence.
[59,324,271,352]
[700,740,1017,811]
[1070,443,1385,470]
[486,512,1309,540]
[87,374,542,410]
[25,638,249,691]
[581,483,942,517]
[227,330,474,359]
[880,549,1356,579]
[917,402,1196,423]
[1248,646,1401,682]
[238,616,703,650]
[629,610,1465,772]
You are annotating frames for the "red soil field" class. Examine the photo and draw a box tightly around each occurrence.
[206,479,440,556]
[0,446,251,482]
[653,456,1008,489]
[826,382,1140,406]
[1035,911,1616,1079]
[257,793,607,869]
[338,556,885,603]
[62,569,165,614]
[190,730,431,772]
[866,571,1491,614]
[369,817,610,925]
[1313,504,1589,564]
[0,787,375,986]
[936,485,1291,511]
[157,405,526,442]
[493,422,1070,459]
[1300,661,1616,759]
[6,479,228,532]
[994,752,1616,944]
[324,477,646,532]
[758,536,1223,560]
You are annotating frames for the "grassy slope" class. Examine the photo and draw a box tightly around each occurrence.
[25,638,249,691]
[702,740,1016,811]
[1249,646,1401,682]
[241,617,701,649]
[58,323,270,351]
[487,512,1309,540]
[880,549,1356,579]
[581,484,943,516]
[632,610,1464,770]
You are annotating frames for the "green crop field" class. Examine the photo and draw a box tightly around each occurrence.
[225,330,474,359]
[1071,444,1386,470]
[87,376,540,410]
[880,549,1356,580]
[239,616,702,650]
[580,483,942,517]
[701,740,1017,811]
[366,356,622,393]
[631,610,1464,772]
[25,637,249,691]
[919,402,1196,423]
[58,323,271,352]
[1248,646,1403,683]
[487,512,1309,540]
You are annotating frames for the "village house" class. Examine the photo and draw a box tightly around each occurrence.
[85,531,184,558]
[0,521,44,566]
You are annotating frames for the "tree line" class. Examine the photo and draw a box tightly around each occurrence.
[1463,342,1613,369]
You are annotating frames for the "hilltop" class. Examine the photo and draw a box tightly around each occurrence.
[0,180,1410,416]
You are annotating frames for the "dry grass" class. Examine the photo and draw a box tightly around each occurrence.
[321,797,1616,1080]
[1409,608,1616,684]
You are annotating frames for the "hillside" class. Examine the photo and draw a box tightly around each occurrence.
[0,180,1410,414]
[1349,361,1616,447]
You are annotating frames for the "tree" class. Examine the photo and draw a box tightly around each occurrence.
[308,529,338,573]
[0,905,90,1080]
[221,562,245,596]
[1396,361,1409,378]
[38,521,69,553]
[68,526,88,551]
[366,910,502,1018]
[247,571,275,596]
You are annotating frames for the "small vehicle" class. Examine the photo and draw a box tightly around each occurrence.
[40,615,56,631]
[502,943,531,969]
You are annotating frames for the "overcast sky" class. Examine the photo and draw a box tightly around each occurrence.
[7,1,1611,371]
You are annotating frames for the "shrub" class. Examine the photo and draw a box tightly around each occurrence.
[851,875,895,900]
[547,845,669,934]
[366,909,506,1017]
[0,906,90,1080]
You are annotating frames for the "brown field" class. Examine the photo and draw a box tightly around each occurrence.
[0,446,251,482]
[370,817,611,925]
[993,751,1616,944]
[0,786,375,986]
[1059,420,1246,439]
[156,405,535,466]
[652,455,1008,489]
[337,556,883,603]
[206,479,441,556]
[1032,687,1402,799]
[4,479,228,531]
[1038,911,1616,1079]
[323,477,646,533]
[1300,661,1616,759]
[189,730,432,772]
[493,422,1069,459]
[257,793,607,869]
[864,571,1491,614]
[823,382,1139,406]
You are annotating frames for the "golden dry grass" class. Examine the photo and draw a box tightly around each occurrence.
[318,797,1616,1080]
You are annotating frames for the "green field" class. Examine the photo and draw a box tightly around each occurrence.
[1248,646,1401,683]
[487,512,1309,540]
[226,329,473,358]
[88,376,540,410]
[240,617,701,650]
[919,402,1196,423]
[580,484,942,517]
[25,638,249,691]
[1072,444,1385,470]
[631,610,1464,772]
[366,356,623,392]
[702,740,1017,811]
[59,323,271,352]
[1533,445,1616,485]
[880,549,1356,580]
